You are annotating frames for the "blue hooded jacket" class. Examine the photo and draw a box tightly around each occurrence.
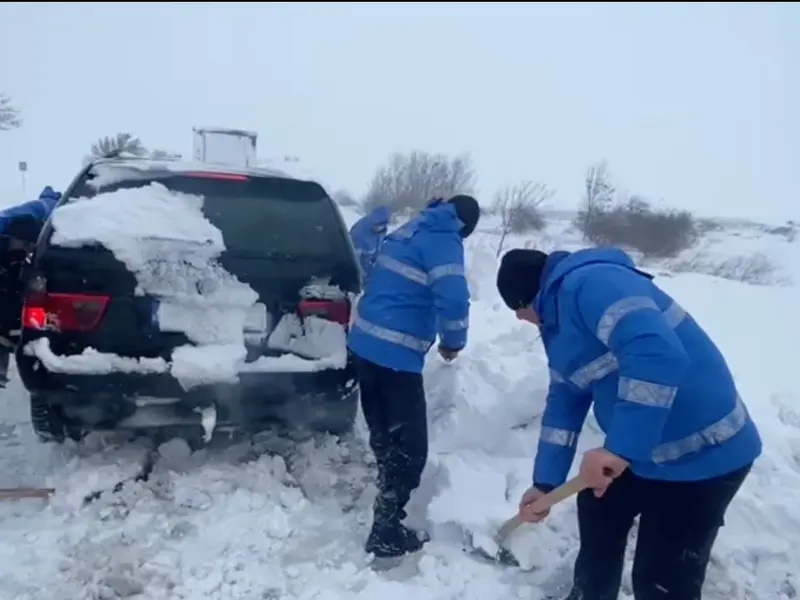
[532,247,761,488]
[348,200,470,373]
[0,186,61,238]
[349,206,391,281]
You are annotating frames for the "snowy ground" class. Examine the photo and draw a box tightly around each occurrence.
[0,208,798,599]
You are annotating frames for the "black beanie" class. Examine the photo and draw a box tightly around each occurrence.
[448,194,480,238]
[496,248,550,310]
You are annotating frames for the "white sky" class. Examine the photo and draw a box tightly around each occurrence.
[1,2,797,222]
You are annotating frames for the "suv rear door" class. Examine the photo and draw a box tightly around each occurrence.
[22,165,360,364]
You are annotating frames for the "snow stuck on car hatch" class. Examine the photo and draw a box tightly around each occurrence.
[29,180,347,384]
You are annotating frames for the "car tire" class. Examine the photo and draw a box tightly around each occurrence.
[30,393,66,443]
[29,394,86,444]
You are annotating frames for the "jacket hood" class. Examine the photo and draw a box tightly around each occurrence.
[417,199,463,234]
[39,186,62,202]
[534,246,642,319]
[364,205,390,229]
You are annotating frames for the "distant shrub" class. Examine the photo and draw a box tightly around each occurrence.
[363,151,476,214]
[573,161,697,258]
[493,180,552,257]
[669,252,782,286]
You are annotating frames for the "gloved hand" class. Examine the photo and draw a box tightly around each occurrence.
[437,345,460,362]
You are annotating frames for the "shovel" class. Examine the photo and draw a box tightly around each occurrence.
[0,487,55,500]
[468,475,588,567]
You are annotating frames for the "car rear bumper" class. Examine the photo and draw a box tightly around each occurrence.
[16,350,359,433]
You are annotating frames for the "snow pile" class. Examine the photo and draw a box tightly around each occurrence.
[50,183,259,388]
[51,183,223,267]
[299,277,349,301]
[268,314,347,361]
[170,344,247,388]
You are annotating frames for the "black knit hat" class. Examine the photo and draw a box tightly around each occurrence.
[496,248,550,310]
[448,194,480,238]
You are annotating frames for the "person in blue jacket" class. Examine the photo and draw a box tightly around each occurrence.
[496,247,762,600]
[0,186,61,235]
[349,205,391,282]
[0,186,62,385]
[348,194,480,559]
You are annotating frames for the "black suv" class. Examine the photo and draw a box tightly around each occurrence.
[16,156,362,445]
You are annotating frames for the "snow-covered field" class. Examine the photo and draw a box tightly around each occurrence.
[0,206,798,600]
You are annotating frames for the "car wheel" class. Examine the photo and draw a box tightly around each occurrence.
[29,393,67,443]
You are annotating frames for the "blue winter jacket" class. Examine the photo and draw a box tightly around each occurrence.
[348,200,470,373]
[0,186,61,236]
[533,247,762,487]
[349,206,391,281]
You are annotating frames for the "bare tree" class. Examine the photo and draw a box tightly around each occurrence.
[493,180,553,257]
[89,133,147,159]
[363,151,476,214]
[575,160,615,239]
[0,94,22,131]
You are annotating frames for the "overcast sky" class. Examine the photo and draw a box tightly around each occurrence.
[1,2,797,222]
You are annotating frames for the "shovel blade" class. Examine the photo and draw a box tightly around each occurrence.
[466,543,521,567]
[463,527,521,567]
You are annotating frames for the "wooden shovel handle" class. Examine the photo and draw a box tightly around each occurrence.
[529,476,588,512]
[495,476,588,542]
[0,487,55,500]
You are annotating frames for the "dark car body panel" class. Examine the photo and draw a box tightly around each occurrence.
[16,158,362,439]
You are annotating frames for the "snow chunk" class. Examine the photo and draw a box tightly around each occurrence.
[197,404,217,443]
[170,343,246,389]
[24,338,168,375]
[85,163,153,191]
[267,314,347,360]
[299,276,347,301]
[51,182,222,254]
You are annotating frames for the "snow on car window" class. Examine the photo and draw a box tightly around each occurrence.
[50,182,258,388]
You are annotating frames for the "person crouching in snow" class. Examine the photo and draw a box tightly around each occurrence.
[348,195,480,559]
[496,247,762,600]
[349,205,391,284]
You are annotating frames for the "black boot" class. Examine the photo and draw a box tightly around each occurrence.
[365,501,429,558]
[365,518,429,558]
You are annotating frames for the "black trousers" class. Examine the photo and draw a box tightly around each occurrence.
[355,355,428,524]
[567,464,751,600]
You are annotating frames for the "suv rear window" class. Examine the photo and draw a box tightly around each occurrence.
[68,171,350,259]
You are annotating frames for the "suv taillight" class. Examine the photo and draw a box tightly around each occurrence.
[298,299,350,326]
[22,286,110,332]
